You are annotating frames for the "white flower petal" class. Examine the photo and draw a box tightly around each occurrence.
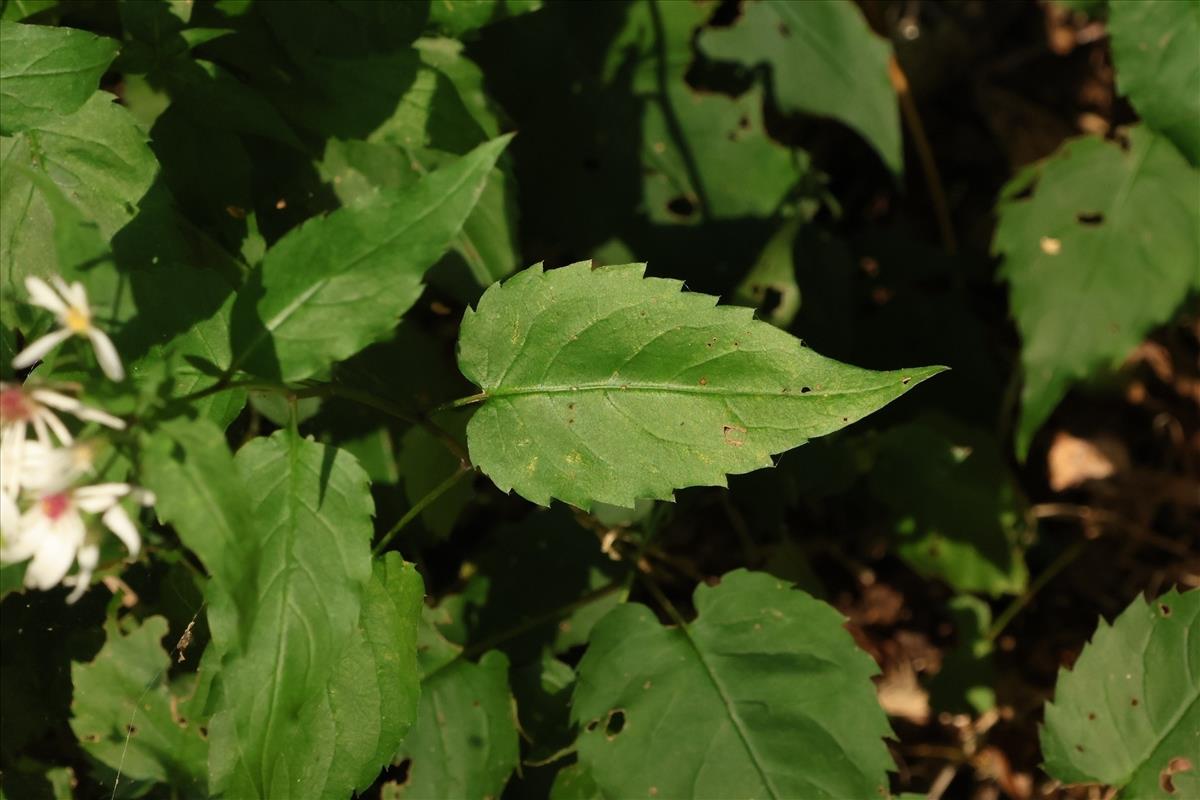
[36,408,74,446]
[74,482,131,501]
[0,426,25,495]
[0,491,34,562]
[86,328,125,381]
[31,414,51,447]
[65,543,99,603]
[101,504,140,558]
[23,526,78,590]
[12,328,73,370]
[29,389,81,412]
[24,276,68,315]
[64,280,90,315]
[0,490,17,535]
[33,389,126,429]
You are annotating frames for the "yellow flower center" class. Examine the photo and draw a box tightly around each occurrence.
[65,306,90,333]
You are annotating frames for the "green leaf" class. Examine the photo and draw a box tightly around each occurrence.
[1109,0,1200,164]
[229,135,511,382]
[0,22,119,134]
[139,417,256,654]
[641,84,808,223]
[207,431,375,798]
[317,40,521,289]
[458,262,941,509]
[733,218,801,328]
[69,616,207,792]
[927,595,996,715]
[1041,589,1199,799]
[869,418,1028,596]
[572,569,894,799]
[311,552,424,795]
[699,0,902,175]
[394,610,520,799]
[993,128,1200,457]
[551,763,603,800]
[427,0,543,38]
[1,91,157,293]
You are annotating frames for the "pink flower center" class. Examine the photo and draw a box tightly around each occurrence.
[0,388,31,423]
[41,492,72,520]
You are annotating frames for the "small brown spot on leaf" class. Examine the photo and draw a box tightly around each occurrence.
[901,377,911,385]
[1087,712,1096,721]
[1131,697,1139,707]
[699,377,708,386]
[1160,604,1172,617]
[643,680,652,690]
[1076,211,1104,225]
[649,788,659,797]
[723,424,747,446]
[1076,744,1085,753]
[800,386,811,394]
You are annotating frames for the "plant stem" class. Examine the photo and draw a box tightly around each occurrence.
[371,467,472,556]
[461,580,624,659]
[433,392,489,413]
[328,384,472,465]
[986,539,1086,643]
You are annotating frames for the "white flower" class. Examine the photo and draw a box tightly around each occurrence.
[0,383,121,495]
[12,276,125,381]
[1,483,152,604]
[16,439,100,495]
[0,489,18,546]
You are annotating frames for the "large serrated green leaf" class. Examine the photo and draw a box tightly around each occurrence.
[0,91,157,294]
[571,569,894,799]
[993,127,1200,457]
[1109,0,1200,164]
[698,0,901,175]
[1041,589,1199,799]
[392,608,520,799]
[458,262,941,509]
[229,135,510,382]
[207,431,375,798]
[69,616,208,793]
[0,22,120,134]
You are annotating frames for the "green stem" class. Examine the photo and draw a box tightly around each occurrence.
[433,392,489,414]
[986,539,1086,643]
[329,384,471,466]
[372,467,472,556]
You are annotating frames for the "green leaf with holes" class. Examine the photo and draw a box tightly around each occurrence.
[571,569,894,799]
[993,127,1200,457]
[1109,0,1200,164]
[457,262,941,509]
[1041,588,1199,799]
[69,616,208,792]
[699,0,901,175]
[0,22,120,134]
[229,134,511,382]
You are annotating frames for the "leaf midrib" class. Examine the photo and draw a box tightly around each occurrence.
[677,621,782,800]
[484,380,903,400]
[231,150,488,371]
